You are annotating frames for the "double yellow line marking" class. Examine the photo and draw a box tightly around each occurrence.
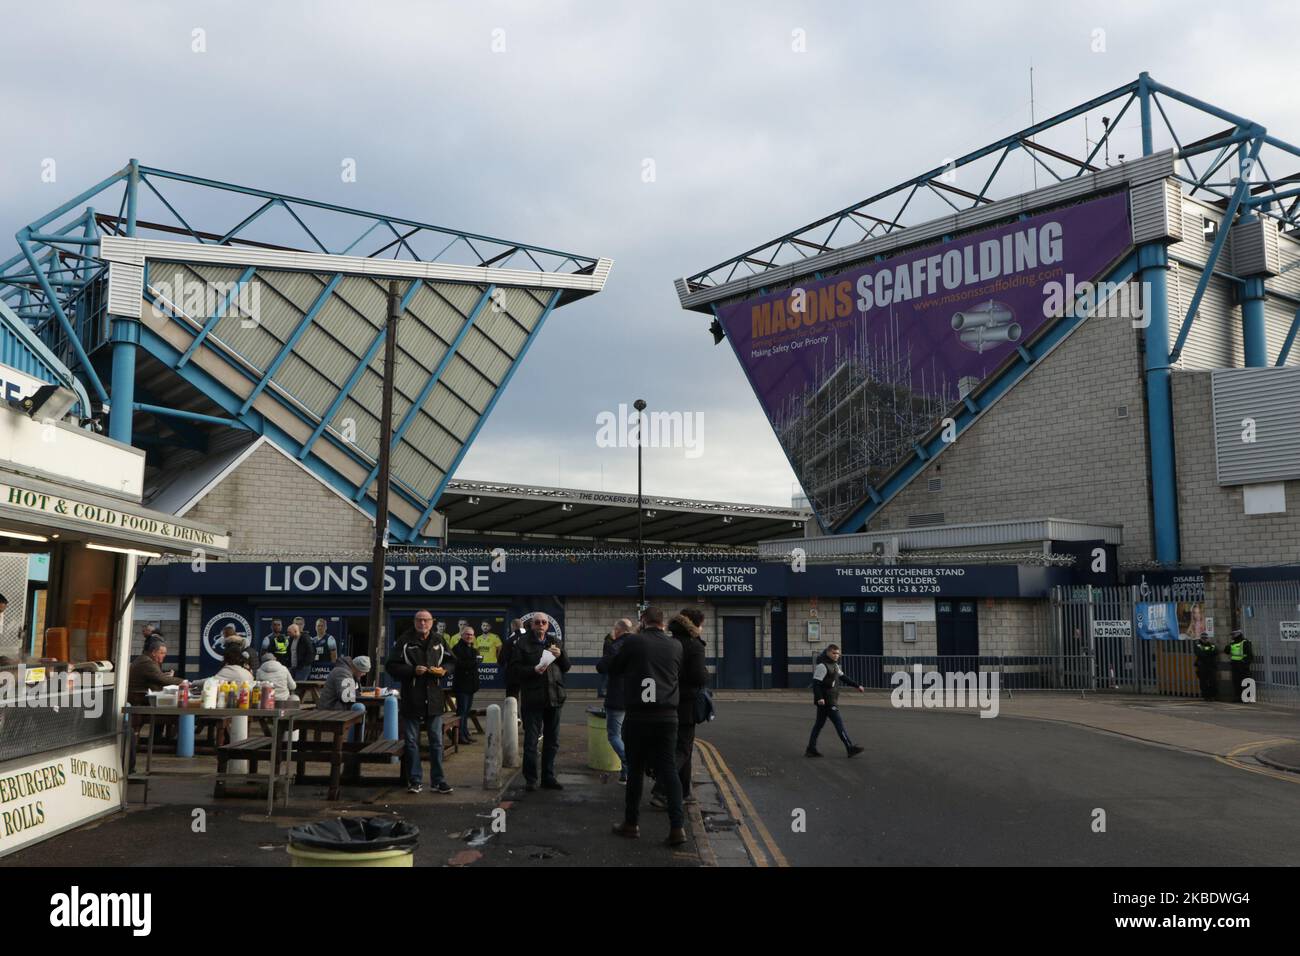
[696,738,790,867]
[1213,738,1300,785]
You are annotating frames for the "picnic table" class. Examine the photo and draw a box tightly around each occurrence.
[295,680,325,705]
[123,703,301,816]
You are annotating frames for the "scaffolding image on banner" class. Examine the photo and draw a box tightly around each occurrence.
[714,191,1132,528]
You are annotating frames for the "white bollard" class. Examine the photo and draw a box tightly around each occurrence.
[502,696,520,768]
[483,704,502,789]
[228,715,249,775]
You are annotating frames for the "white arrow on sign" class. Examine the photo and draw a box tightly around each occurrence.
[661,566,683,591]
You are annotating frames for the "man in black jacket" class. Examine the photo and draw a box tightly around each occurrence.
[385,609,456,794]
[595,618,635,783]
[451,625,481,744]
[807,644,865,758]
[610,606,686,847]
[651,609,710,807]
[508,614,570,791]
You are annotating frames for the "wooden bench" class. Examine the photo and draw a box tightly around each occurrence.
[214,736,276,797]
[343,738,406,783]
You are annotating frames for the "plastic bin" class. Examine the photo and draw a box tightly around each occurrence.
[586,706,621,772]
[286,817,419,867]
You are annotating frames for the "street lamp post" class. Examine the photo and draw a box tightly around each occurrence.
[368,281,401,684]
[634,398,647,612]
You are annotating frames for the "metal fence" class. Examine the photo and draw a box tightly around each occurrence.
[1236,581,1300,707]
[1048,584,1208,698]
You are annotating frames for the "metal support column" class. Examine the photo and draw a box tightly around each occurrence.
[109,317,139,443]
[1139,243,1179,564]
[1240,276,1268,367]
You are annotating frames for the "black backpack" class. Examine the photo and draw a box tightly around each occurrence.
[693,687,716,725]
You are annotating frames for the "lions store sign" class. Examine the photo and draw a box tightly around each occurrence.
[141,559,1065,600]
[0,741,123,859]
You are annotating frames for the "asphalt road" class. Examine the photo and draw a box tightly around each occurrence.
[696,701,1300,866]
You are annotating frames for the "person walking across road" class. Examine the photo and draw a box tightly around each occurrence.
[595,617,635,784]
[508,614,570,791]
[806,644,865,758]
[610,606,686,846]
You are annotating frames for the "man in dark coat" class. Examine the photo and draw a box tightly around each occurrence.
[651,609,710,806]
[1193,632,1219,701]
[451,625,482,744]
[507,614,570,791]
[610,606,686,846]
[384,609,456,794]
[128,640,179,706]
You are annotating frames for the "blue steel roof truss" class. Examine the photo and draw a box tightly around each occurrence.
[681,74,1300,296]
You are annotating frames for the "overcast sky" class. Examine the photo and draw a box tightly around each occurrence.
[3,0,1297,506]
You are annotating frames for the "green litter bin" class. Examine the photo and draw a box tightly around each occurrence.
[586,706,621,772]
[286,817,418,867]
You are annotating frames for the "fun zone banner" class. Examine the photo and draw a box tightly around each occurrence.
[715,191,1132,528]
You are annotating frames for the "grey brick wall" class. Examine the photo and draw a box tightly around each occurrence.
[868,309,1153,565]
[185,442,374,557]
[1173,370,1300,565]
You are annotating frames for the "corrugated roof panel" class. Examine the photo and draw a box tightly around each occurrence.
[295,324,357,383]
[1265,297,1300,367]
[474,304,529,356]
[272,351,337,415]
[257,270,329,315]
[335,396,381,458]
[499,287,547,329]
[1173,263,1239,369]
[209,315,281,371]
[387,348,428,405]
[431,383,481,440]
[332,274,388,321]
[312,294,379,356]
[399,411,449,456]
[441,356,495,411]
[406,284,468,345]
[429,281,488,317]
[391,443,442,499]
[392,317,447,371]
[457,327,511,382]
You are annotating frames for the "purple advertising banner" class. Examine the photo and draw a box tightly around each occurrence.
[716,191,1132,527]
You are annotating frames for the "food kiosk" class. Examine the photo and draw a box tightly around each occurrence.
[0,386,229,858]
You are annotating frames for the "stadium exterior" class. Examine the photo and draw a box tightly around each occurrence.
[3,72,1299,733]
[677,74,1300,701]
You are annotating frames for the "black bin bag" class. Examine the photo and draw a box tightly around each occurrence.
[287,816,419,853]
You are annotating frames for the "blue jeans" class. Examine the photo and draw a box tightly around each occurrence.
[456,692,475,742]
[605,708,626,771]
[348,702,366,743]
[808,704,853,751]
[401,713,446,788]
